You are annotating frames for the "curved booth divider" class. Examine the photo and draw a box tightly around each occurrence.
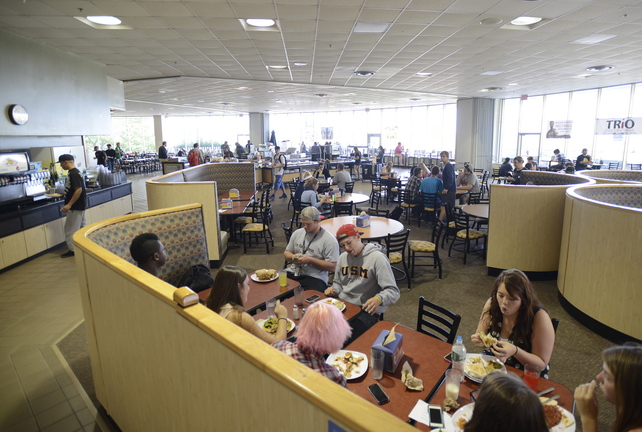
[487,171,594,279]
[73,204,413,432]
[577,170,642,184]
[558,185,642,341]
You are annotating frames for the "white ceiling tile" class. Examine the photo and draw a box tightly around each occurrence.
[137,2,195,17]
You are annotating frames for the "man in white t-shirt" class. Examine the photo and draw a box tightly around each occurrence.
[284,207,339,292]
[332,163,352,190]
[271,146,288,200]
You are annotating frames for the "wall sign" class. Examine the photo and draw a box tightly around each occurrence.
[596,117,642,134]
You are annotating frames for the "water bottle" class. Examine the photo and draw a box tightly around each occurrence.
[452,336,467,378]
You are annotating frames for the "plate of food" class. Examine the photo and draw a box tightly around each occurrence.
[451,401,575,432]
[319,297,346,312]
[251,269,278,283]
[451,403,473,431]
[463,354,507,383]
[256,318,296,335]
[326,350,368,380]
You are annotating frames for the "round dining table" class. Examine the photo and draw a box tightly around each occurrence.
[334,192,369,204]
[462,203,489,219]
[319,216,404,240]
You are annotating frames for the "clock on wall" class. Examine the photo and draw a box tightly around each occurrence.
[8,104,29,125]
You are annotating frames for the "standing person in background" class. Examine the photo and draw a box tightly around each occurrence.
[188,143,204,166]
[271,145,288,199]
[158,141,168,159]
[58,154,86,258]
[300,142,307,153]
[394,142,404,166]
[245,140,252,154]
[105,144,116,171]
[310,142,320,161]
[115,142,124,162]
[94,146,107,167]
[352,146,362,180]
[440,151,456,221]
[574,343,642,432]
[376,145,385,165]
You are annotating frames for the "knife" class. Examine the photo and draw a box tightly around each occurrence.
[536,387,555,396]
[541,394,560,405]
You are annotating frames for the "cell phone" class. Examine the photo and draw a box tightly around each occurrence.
[428,404,444,428]
[367,383,389,405]
[305,295,321,303]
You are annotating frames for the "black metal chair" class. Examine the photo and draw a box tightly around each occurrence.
[609,162,620,170]
[242,206,275,254]
[418,193,439,228]
[385,229,411,289]
[416,297,461,344]
[370,178,383,206]
[344,181,355,193]
[480,171,490,198]
[282,222,292,243]
[367,208,389,218]
[408,219,445,280]
[448,210,487,264]
[286,181,298,211]
[398,189,420,222]
[630,163,641,170]
[290,198,303,230]
[333,201,353,218]
[357,189,381,214]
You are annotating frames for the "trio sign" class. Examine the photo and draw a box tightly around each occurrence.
[595,117,642,134]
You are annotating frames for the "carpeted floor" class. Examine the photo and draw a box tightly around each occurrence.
[58,177,617,431]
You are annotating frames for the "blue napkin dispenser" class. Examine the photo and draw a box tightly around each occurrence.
[372,330,404,373]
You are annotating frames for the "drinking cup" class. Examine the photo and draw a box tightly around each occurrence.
[294,286,305,306]
[371,349,385,380]
[279,271,288,287]
[265,297,277,318]
[523,364,541,392]
[444,369,463,400]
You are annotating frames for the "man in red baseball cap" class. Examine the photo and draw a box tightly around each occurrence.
[325,224,399,338]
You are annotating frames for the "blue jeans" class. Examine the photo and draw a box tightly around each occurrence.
[274,174,284,191]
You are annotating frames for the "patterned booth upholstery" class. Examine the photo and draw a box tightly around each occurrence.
[521,170,592,186]
[572,185,642,209]
[577,170,642,184]
[181,162,256,191]
[85,205,209,286]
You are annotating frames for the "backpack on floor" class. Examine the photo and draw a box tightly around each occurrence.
[390,206,403,221]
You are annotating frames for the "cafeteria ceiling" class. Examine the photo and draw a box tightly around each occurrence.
[2,0,642,117]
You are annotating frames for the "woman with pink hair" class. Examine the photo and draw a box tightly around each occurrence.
[272,302,352,386]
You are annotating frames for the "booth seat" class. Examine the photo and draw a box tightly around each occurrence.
[74,204,411,432]
[146,162,256,266]
[558,185,642,341]
[577,169,642,184]
[487,171,594,278]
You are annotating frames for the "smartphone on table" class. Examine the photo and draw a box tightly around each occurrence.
[367,383,389,405]
[305,294,320,303]
[428,404,444,428]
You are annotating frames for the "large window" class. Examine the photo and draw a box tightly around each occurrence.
[497,83,642,167]
[163,115,249,154]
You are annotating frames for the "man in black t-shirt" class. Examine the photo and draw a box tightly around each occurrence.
[105,144,117,171]
[59,154,86,258]
[94,146,107,167]
[158,141,168,159]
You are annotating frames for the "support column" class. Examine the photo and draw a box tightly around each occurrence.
[455,98,494,172]
[153,115,164,151]
[249,113,269,145]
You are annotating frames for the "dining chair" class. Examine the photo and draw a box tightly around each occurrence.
[290,198,303,230]
[418,193,439,228]
[491,168,501,184]
[448,210,487,264]
[357,189,381,214]
[370,178,383,205]
[366,208,389,218]
[629,163,641,170]
[416,297,461,344]
[286,181,298,211]
[467,192,481,205]
[608,162,620,170]
[281,222,293,243]
[385,229,411,290]
[242,206,274,255]
[333,201,353,218]
[398,189,420,222]
[408,219,444,281]
[480,171,490,198]
[344,181,355,193]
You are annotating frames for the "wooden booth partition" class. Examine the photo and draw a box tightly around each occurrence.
[577,169,642,185]
[73,206,415,432]
[487,171,593,278]
[558,185,642,341]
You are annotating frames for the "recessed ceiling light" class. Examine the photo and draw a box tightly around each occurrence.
[586,65,614,72]
[410,98,421,101]
[293,62,308,66]
[158,90,166,93]
[354,22,392,33]
[235,87,251,90]
[315,94,328,97]
[354,71,374,77]
[268,65,288,69]
[480,87,503,92]
[267,90,274,93]
[481,71,502,76]
[246,18,275,27]
[572,34,617,45]
[510,16,542,26]
[87,16,122,25]
[480,18,502,25]
[416,72,433,77]
[508,83,518,86]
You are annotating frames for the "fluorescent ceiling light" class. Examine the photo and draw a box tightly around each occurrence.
[586,65,614,72]
[572,34,617,45]
[246,19,275,27]
[354,22,392,33]
[480,18,502,25]
[354,71,374,77]
[511,16,542,26]
[508,83,518,86]
[293,62,308,66]
[480,71,502,76]
[87,16,121,25]
[416,72,433,77]
[268,65,288,69]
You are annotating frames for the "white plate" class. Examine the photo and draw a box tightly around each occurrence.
[319,297,346,312]
[463,354,507,383]
[326,350,368,380]
[256,318,296,334]
[250,272,278,283]
[451,403,473,432]
[451,402,575,432]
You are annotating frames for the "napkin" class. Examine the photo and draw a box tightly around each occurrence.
[401,361,423,391]
[383,324,398,345]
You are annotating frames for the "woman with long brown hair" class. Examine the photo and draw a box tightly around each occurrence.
[575,343,642,432]
[205,265,288,343]
[471,269,555,376]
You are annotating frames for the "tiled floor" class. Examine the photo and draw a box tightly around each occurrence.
[0,173,153,432]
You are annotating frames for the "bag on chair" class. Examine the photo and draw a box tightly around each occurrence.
[178,264,214,293]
